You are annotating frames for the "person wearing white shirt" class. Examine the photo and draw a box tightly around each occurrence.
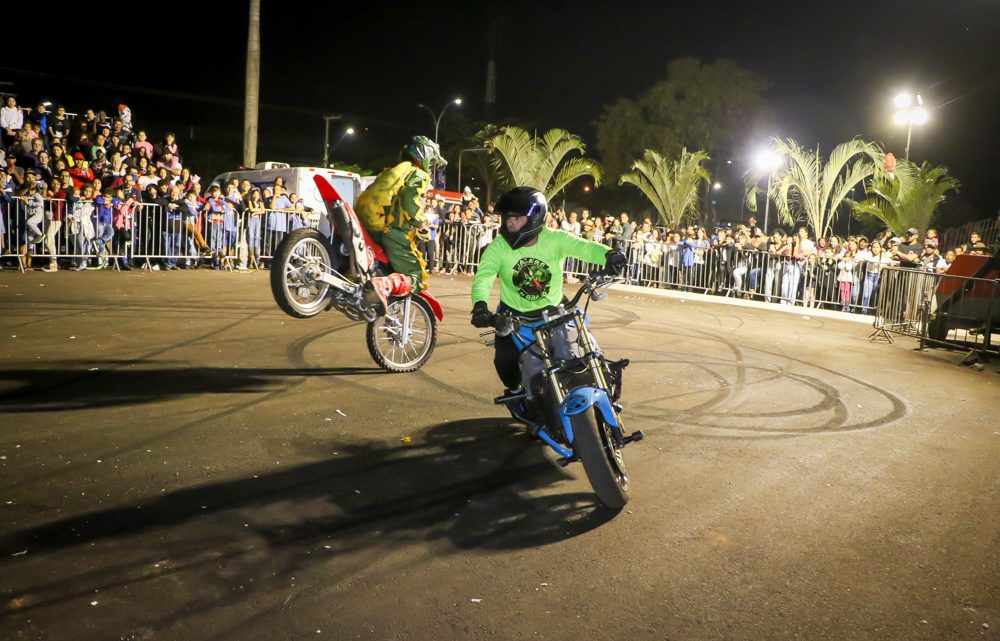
[1,96,24,148]
[561,210,581,235]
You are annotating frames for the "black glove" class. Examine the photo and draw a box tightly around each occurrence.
[471,301,494,328]
[604,249,627,275]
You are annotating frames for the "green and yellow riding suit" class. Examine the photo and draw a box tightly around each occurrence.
[353,161,430,293]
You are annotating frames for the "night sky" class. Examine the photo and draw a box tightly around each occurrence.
[3,0,998,222]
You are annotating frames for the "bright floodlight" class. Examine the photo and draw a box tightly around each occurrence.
[753,150,781,172]
[894,93,912,109]
[346,127,355,135]
[713,182,722,191]
[454,98,463,105]
[892,111,910,126]
[911,108,929,125]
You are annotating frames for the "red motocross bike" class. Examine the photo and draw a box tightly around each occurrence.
[269,175,444,372]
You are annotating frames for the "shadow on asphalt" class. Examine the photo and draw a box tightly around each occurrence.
[0,362,384,412]
[0,418,617,619]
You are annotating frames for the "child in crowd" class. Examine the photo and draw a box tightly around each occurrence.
[67,184,96,270]
[837,246,856,312]
[93,188,115,267]
[111,187,136,270]
[182,190,210,265]
[202,185,228,269]
[245,188,264,268]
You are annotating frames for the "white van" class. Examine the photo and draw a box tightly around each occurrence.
[208,163,376,211]
[208,163,377,238]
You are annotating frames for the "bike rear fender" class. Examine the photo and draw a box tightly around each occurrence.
[558,386,620,445]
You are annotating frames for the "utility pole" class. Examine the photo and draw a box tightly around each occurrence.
[484,11,498,119]
[243,0,261,168]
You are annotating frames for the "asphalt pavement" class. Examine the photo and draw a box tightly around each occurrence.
[1,269,998,641]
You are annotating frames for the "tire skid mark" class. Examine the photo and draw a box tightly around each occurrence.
[587,313,908,438]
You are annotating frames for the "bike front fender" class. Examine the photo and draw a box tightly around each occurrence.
[558,386,620,445]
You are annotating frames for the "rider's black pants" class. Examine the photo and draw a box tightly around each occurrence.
[493,334,521,389]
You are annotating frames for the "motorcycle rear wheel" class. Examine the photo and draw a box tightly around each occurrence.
[270,229,342,319]
[366,295,437,372]
[572,408,630,509]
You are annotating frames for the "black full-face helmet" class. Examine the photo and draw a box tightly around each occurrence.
[496,186,547,249]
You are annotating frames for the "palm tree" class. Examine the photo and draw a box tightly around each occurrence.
[618,148,711,228]
[849,161,959,235]
[484,126,602,201]
[749,137,886,238]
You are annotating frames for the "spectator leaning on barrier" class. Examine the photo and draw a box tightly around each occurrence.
[920,241,946,273]
[67,185,95,270]
[42,177,68,272]
[942,249,957,272]
[245,188,264,267]
[893,228,922,267]
[20,182,45,255]
[199,184,226,269]
[93,188,116,267]
[112,186,136,270]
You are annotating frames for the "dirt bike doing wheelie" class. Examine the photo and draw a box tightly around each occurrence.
[483,273,643,509]
[270,175,444,372]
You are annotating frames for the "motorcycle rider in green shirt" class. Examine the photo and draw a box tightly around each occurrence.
[470,187,627,391]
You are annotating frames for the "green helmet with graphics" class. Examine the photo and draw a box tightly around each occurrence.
[401,135,447,172]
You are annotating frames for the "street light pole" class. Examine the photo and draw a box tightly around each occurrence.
[417,98,462,187]
[763,172,772,234]
[322,114,342,168]
[893,92,927,162]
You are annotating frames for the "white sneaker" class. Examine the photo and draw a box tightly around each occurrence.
[42,264,58,272]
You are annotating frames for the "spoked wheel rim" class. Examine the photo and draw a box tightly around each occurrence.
[371,299,433,369]
[283,237,333,315]
[601,417,629,488]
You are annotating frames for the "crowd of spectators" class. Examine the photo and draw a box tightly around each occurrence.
[421,191,994,314]
[1,97,199,270]
[2,94,993,316]
[0,96,330,271]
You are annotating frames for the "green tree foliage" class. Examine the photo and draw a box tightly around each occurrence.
[849,161,960,235]
[484,126,602,201]
[619,148,712,228]
[743,137,886,239]
[595,58,768,181]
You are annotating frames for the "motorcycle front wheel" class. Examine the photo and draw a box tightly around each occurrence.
[366,294,437,372]
[572,408,630,509]
[270,229,342,319]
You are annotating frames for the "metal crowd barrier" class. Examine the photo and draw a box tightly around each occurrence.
[4,201,965,327]
[560,239,887,314]
[871,266,999,356]
[1,197,126,271]
[939,216,1000,254]
[1,198,321,270]
[434,222,497,273]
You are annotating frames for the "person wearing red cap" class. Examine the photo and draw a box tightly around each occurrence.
[68,154,94,189]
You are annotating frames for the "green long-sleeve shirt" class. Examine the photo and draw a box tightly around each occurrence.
[471,228,609,312]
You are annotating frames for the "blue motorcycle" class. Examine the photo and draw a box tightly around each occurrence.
[483,274,643,509]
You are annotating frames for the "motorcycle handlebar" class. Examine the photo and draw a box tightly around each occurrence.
[489,273,620,336]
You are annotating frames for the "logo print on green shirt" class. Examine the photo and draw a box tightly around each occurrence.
[512,257,552,301]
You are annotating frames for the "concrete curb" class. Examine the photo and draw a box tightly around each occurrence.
[610,282,876,326]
